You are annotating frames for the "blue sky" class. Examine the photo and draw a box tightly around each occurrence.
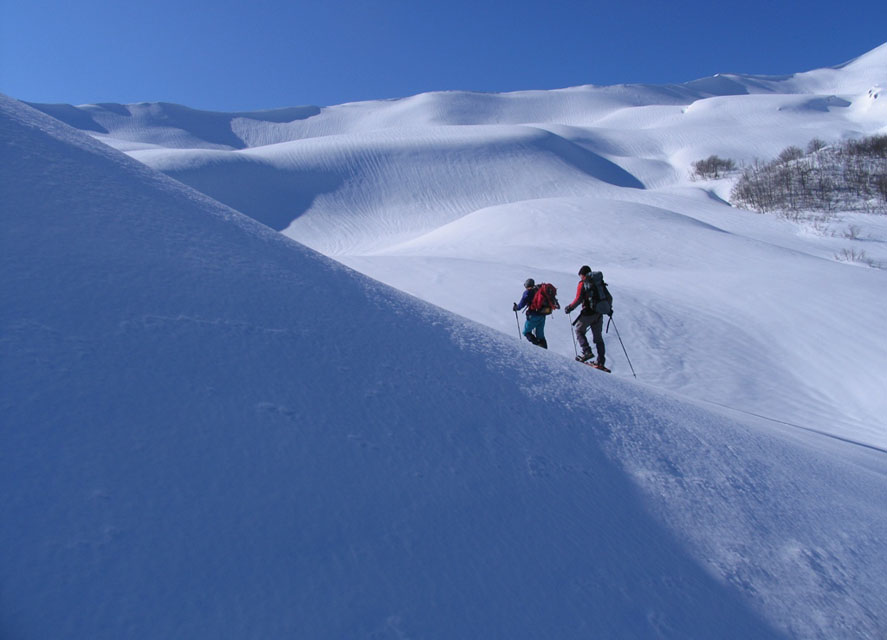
[2,0,885,111]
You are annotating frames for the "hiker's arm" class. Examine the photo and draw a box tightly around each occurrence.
[515,289,531,311]
[564,282,584,312]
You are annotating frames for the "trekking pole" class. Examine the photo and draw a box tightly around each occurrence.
[514,309,522,340]
[608,316,637,379]
[567,311,578,357]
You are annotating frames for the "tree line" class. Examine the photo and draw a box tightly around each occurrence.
[691,135,887,217]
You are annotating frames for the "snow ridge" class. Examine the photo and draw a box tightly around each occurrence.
[3,43,887,639]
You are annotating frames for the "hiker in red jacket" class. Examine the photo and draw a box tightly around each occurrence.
[564,265,612,367]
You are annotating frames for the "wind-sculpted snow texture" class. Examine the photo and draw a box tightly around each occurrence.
[4,47,887,639]
[29,43,887,451]
[3,96,887,639]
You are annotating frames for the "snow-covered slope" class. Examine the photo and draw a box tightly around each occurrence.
[3,96,887,638]
[30,43,887,152]
[26,43,887,452]
[29,43,887,151]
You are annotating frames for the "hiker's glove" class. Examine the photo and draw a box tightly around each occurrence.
[564,304,574,314]
[512,303,518,312]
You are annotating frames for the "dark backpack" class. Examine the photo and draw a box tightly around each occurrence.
[583,271,612,315]
[529,283,560,315]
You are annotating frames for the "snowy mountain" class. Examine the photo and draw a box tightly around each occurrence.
[27,42,887,451]
[3,44,887,639]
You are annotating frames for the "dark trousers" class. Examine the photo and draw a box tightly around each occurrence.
[575,312,605,363]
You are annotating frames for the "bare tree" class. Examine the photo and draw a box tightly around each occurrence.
[691,155,737,180]
[777,146,804,164]
[877,175,887,203]
[806,138,827,154]
[730,134,887,215]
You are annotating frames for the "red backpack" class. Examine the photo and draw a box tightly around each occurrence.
[528,283,560,315]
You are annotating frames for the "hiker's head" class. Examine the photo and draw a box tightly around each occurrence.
[524,278,535,289]
[578,265,591,279]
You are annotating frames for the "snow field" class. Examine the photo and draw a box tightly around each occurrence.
[5,42,887,638]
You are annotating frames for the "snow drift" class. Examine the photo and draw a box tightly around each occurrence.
[27,43,887,451]
[3,93,887,639]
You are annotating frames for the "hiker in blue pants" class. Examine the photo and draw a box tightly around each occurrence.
[513,278,548,349]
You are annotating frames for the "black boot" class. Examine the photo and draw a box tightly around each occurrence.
[524,333,540,345]
[538,338,548,349]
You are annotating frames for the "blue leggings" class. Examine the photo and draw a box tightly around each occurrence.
[523,314,546,340]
